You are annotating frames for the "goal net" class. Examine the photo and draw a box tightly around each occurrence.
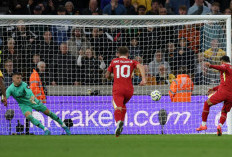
[0,15,231,135]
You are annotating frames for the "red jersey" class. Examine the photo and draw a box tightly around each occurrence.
[107,57,139,92]
[210,63,232,93]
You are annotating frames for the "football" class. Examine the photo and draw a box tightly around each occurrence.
[150,90,162,101]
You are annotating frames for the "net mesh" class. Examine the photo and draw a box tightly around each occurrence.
[0,17,228,135]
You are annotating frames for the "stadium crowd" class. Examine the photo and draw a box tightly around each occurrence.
[0,0,231,87]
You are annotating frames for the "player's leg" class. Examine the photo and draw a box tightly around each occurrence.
[43,109,71,135]
[217,101,232,136]
[20,104,50,135]
[24,111,50,135]
[121,91,133,123]
[34,102,71,135]
[197,91,225,131]
[112,93,124,137]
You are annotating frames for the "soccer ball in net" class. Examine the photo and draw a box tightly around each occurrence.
[150,90,162,101]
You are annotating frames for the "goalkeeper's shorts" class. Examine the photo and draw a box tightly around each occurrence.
[19,102,47,115]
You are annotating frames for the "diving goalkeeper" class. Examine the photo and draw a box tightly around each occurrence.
[4,72,71,135]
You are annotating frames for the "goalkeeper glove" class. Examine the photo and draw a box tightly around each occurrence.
[30,96,37,104]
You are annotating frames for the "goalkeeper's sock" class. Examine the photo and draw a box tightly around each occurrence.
[26,115,46,130]
[202,101,210,122]
[121,107,127,122]
[114,109,122,122]
[219,112,227,125]
[48,111,65,127]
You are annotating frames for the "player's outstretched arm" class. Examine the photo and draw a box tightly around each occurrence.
[137,64,146,86]
[0,77,7,106]
[205,62,227,72]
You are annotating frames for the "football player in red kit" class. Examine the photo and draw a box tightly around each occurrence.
[196,56,232,136]
[105,46,146,137]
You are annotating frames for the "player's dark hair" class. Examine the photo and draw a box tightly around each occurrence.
[118,46,129,55]
[220,56,230,63]
[12,72,22,77]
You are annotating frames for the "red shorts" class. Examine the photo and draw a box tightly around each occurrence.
[209,90,232,112]
[112,90,133,109]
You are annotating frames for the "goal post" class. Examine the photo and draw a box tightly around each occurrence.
[0,15,231,135]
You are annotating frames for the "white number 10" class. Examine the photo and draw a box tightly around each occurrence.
[116,65,130,78]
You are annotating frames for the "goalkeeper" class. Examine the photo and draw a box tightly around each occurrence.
[4,72,71,135]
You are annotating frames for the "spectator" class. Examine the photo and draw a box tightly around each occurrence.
[224,8,232,15]
[3,38,22,73]
[210,2,222,15]
[11,20,37,76]
[101,0,124,10]
[3,59,16,87]
[123,0,136,15]
[37,30,59,64]
[78,48,106,85]
[86,28,105,57]
[178,5,188,15]
[37,2,48,15]
[174,38,195,74]
[144,65,156,85]
[204,39,225,85]
[51,42,77,85]
[12,20,37,49]
[188,0,210,15]
[156,64,175,85]
[169,66,194,102]
[47,0,56,14]
[201,22,225,51]
[129,38,140,59]
[138,23,160,63]
[204,39,226,65]
[103,0,127,15]
[165,0,190,15]
[33,5,43,15]
[82,0,102,15]
[67,27,91,58]
[31,54,41,70]
[65,1,80,15]
[132,56,143,85]
[29,61,48,103]
[9,0,32,14]
[159,7,168,15]
[194,53,210,85]
[131,0,152,12]
[218,0,231,13]
[51,6,71,45]
[57,5,66,15]
[137,5,146,15]
[148,50,171,77]
[164,42,177,72]
[178,24,200,53]
[157,24,178,50]
[146,1,159,15]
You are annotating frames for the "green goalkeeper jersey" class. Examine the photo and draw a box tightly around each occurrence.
[6,82,39,105]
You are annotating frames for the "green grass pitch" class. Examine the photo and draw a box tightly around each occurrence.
[1,135,232,157]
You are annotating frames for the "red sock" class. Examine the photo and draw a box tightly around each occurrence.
[202,101,210,122]
[121,107,127,122]
[114,110,122,123]
[219,112,227,125]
